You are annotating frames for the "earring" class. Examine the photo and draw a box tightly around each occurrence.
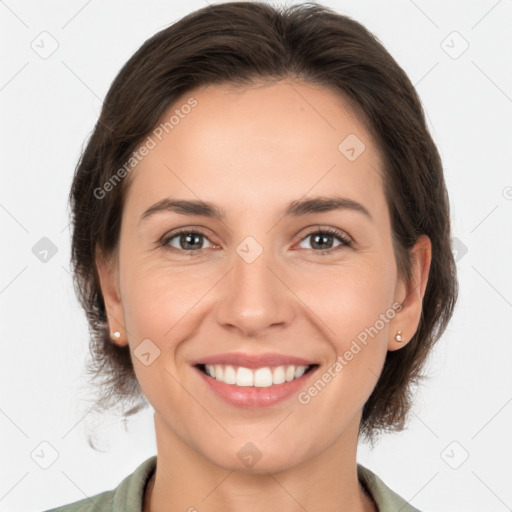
[110,331,121,341]
[395,330,403,342]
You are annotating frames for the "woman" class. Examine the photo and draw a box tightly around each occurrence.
[44,2,457,511]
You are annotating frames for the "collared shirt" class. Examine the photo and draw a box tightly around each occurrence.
[42,455,421,512]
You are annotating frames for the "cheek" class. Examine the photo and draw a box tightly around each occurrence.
[121,244,397,353]
[121,261,203,339]
[118,256,224,403]
[118,264,205,411]
[294,257,396,396]
[298,257,397,344]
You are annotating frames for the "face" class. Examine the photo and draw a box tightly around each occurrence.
[98,79,429,473]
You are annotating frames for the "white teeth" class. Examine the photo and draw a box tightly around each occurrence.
[236,367,254,387]
[294,366,306,379]
[214,364,223,380]
[202,364,311,387]
[254,368,273,387]
[223,365,237,385]
[272,366,286,384]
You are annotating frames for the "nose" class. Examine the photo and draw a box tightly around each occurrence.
[215,242,295,338]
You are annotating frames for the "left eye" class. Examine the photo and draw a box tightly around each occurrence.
[297,228,351,253]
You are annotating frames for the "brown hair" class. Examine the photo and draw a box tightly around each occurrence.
[70,1,457,444]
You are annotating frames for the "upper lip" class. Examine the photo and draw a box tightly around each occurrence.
[191,352,317,369]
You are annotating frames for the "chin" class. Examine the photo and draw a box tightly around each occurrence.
[202,439,311,475]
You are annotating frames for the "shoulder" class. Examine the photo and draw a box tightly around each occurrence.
[41,490,114,512]
[41,455,157,512]
[357,463,423,512]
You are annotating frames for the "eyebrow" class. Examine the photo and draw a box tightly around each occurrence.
[139,195,372,225]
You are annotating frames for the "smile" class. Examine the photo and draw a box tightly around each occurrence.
[197,363,316,387]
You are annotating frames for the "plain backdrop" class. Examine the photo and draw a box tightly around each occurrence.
[1,1,511,511]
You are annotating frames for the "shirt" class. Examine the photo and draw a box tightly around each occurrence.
[42,455,421,512]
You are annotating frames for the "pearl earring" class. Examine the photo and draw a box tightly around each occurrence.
[395,330,403,342]
[110,331,121,341]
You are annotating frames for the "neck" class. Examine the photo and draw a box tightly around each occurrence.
[144,412,376,512]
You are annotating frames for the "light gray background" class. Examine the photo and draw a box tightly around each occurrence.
[1,1,511,511]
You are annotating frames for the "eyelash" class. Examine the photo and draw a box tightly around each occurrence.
[160,226,352,256]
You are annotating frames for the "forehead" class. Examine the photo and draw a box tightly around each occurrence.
[124,80,386,220]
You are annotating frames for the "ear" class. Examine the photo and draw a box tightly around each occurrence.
[389,234,432,351]
[95,248,128,347]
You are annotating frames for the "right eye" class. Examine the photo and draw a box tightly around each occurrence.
[161,229,215,254]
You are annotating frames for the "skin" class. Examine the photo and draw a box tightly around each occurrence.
[96,79,431,512]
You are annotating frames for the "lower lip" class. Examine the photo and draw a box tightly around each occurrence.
[195,366,318,408]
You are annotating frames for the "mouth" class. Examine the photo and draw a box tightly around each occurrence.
[191,352,320,408]
[195,363,319,387]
